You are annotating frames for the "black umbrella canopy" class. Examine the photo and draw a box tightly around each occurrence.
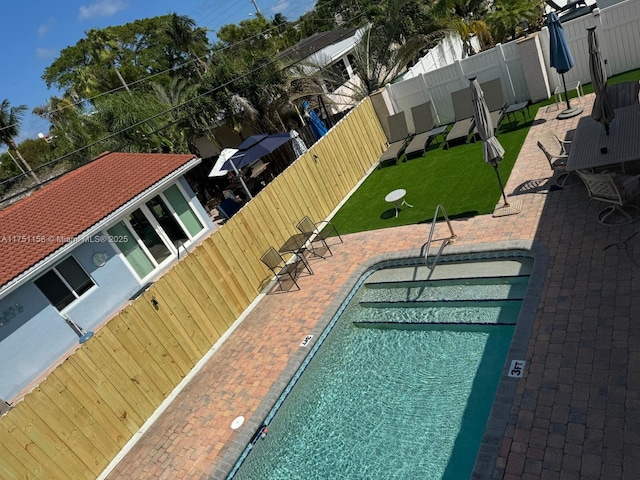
[222,133,292,171]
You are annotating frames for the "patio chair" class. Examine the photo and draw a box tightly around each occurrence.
[445,87,475,148]
[216,198,242,220]
[480,78,507,130]
[537,131,572,187]
[576,170,640,225]
[606,81,640,110]
[260,246,308,292]
[405,102,447,159]
[296,215,343,257]
[377,111,411,168]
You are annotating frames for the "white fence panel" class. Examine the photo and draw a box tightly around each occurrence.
[600,1,640,75]
[386,76,430,132]
[501,42,530,103]
[422,64,464,124]
[385,0,640,125]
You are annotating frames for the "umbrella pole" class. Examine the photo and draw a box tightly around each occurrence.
[561,74,572,110]
[231,161,254,200]
[493,162,510,207]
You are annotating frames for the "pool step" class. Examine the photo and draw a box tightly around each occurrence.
[351,301,522,325]
[359,279,528,304]
[364,258,532,286]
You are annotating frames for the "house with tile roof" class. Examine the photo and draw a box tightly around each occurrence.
[282,25,369,115]
[0,151,214,403]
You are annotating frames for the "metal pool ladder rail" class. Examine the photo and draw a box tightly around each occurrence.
[425,204,457,269]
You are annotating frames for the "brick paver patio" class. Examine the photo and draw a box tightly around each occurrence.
[104,94,640,479]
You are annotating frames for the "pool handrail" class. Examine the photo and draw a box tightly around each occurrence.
[425,204,457,269]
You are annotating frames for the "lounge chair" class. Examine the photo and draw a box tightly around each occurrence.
[481,78,507,130]
[576,170,640,225]
[445,87,475,148]
[260,246,308,292]
[404,102,447,159]
[537,131,572,187]
[377,111,411,168]
[606,81,640,110]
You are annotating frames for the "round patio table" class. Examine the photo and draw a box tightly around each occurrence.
[385,189,413,217]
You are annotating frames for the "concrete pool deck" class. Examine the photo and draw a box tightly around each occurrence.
[104,94,640,479]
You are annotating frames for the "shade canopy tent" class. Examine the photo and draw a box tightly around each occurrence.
[587,26,615,135]
[547,12,583,119]
[470,77,520,216]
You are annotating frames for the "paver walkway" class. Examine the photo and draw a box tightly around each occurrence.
[105,94,640,479]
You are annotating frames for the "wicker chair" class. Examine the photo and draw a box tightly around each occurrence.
[576,170,640,225]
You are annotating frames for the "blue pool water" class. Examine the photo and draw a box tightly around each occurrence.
[230,257,530,479]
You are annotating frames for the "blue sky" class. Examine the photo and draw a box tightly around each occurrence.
[2,0,315,143]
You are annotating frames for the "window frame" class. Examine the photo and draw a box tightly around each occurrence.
[34,256,96,311]
[106,182,207,282]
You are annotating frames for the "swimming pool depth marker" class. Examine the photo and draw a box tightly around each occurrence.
[508,360,526,378]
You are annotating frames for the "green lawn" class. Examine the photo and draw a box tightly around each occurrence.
[330,66,640,236]
[330,103,543,235]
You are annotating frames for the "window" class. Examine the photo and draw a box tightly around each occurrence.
[34,257,95,310]
[146,195,188,247]
[107,222,155,279]
[162,185,204,237]
[347,54,358,76]
[107,184,206,281]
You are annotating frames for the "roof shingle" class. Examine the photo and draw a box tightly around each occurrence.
[0,152,197,290]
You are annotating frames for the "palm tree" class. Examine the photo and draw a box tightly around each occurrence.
[0,99,39,184]
[164,14,210,78]
[85,29,131,94]
[433,0,494,57]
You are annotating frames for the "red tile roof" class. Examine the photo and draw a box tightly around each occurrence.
[0,152,198,290]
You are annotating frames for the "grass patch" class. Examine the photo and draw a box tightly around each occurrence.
[331,103,542,235]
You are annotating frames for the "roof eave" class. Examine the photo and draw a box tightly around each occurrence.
[0,156,201,298]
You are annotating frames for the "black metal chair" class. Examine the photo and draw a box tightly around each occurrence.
[296,216,343,258]
[260,247,307,292]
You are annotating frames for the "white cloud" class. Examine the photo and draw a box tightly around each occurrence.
[78,0,128,21]
[36,48,58,61]
[38,18,55,37]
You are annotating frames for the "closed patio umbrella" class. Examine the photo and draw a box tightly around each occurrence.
[587,26,615,135]
[547,12,583,119]
[470,77,512,211]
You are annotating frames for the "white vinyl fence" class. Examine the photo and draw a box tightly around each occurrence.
[386,0,640,130]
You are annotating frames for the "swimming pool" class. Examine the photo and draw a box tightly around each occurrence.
[226,251,538,479]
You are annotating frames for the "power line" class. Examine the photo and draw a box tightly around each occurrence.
[8,1,325,133]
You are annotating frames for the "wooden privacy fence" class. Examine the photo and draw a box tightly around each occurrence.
[0,98,386,479]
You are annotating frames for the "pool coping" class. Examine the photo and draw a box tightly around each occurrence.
[211,239,549,479]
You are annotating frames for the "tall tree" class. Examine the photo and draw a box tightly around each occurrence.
[432,0,493,56]
[0,100,39,183]
[487,0,544,44]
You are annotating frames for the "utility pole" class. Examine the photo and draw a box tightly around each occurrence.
[250,0,262,16]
